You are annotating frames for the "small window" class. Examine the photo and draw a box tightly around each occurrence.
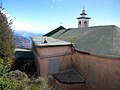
[48,59,60,74]
[79,21,81,26]
[84,21,87,27]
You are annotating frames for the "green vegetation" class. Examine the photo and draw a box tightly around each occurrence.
[0,58,20,90]
[0,5,15,61]
[0,58,52,90]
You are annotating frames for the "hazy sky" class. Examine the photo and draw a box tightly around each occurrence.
[1,0,120,33]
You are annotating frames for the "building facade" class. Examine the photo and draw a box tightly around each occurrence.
[32,9,120,90]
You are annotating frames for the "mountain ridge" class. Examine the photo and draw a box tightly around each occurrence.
[14,31,43,49]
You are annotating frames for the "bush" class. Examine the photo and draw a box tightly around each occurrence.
[0,58,53,90]
[0,58,20,90]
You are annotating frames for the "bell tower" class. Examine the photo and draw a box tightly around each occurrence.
[77,9,91,28]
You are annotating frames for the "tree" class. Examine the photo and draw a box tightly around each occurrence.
[0,4,15,61]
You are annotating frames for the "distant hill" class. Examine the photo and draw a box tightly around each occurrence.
[14,31,43,49]
[14,33,31,48]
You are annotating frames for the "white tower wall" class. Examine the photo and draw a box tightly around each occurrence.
[78,19,89,28]
[77,9,91,28]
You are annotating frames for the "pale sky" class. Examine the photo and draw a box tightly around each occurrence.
[1,0,120,33]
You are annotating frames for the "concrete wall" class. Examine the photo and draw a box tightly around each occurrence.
[52,80,84,90]
[73,50,120,90]
[66,84,84,90]
[33,43,120,90]
[34,46,73,78]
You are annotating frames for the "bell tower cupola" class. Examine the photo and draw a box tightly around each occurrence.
[77,9,91,28]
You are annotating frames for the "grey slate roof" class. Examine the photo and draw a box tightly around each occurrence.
[53,69,85,84]
[44,26,66,36]
[50,25,120,58]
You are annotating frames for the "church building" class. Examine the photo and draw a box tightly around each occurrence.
[31,9,120,90]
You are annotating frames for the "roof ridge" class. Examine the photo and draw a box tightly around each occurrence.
[89,25,117,28]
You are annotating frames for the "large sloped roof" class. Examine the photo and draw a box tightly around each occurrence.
[44,26,66,37]
[49,25,120,58]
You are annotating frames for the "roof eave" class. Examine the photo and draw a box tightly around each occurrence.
[35,44,72,47]
[77,17,91,19]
